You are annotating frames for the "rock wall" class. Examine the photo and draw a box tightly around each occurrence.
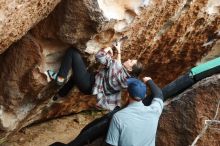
[0,0,61,53]
[87,74,220,146]
[0,0,219,141]
[123,0,220,86]
[0,0,147,134]
[157,74,220,146]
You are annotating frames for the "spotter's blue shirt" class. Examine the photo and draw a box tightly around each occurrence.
[106,98,163,146]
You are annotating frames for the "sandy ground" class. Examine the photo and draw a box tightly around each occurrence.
[2,111,106,146]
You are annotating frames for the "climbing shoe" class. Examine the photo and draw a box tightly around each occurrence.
[47,70,57,80]
[56,76,65,86]
[46,70,65,86]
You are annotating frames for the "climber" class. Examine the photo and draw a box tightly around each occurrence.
[105,77,164,146]
[47,39,143,110]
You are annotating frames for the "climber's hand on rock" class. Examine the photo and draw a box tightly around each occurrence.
[104,47,113,56]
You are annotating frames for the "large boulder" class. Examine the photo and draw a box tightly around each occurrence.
[0,0,147,134]
[123,0,220,86]
[0,0,61,53]
[0,0,219,139]
[157,74,220,146]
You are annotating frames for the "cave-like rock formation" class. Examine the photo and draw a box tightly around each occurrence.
[0,0,219,142]
[0,0,148,135]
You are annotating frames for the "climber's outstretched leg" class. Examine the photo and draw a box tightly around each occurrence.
[48,48,95,100]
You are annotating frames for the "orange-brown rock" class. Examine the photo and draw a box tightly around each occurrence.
[0,0,219,142]
[123,0,220,87]
[0,0,61,53]
[0,0,146,134]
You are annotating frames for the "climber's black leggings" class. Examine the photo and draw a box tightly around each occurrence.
[57,48,95,97]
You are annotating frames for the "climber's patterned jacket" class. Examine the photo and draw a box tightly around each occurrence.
[92,49,130,110]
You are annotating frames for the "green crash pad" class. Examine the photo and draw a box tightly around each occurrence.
[191,57,220,76]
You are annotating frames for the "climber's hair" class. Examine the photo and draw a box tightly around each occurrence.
[130,61,143,77]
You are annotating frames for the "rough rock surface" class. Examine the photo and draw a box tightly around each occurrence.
[0,0,146,134]
[123,0,220,86]
[0,35,44,131]
[0,0,219,141]
[0,0,61,53]
[82,74,220,146]
[157,74,220,146]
